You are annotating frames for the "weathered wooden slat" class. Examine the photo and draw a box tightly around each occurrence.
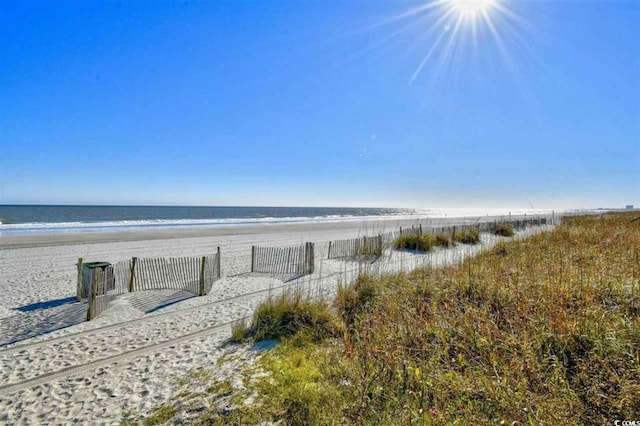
[84,253,222,321]
[147,258,155,290]
[76,258,83,302]
[149,258,158,291]
[168,258,177,290]
[180,257,189,291]
[216,247,221,279]
[137,258,145,291]
[140,258,149,291]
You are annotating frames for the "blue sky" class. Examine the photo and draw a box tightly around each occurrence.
[1,0,638,209]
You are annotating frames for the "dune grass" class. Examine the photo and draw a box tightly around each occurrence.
[143,213,640,425]
[395,228,481,253]
[232,290,338,344]
[493,222,515,237]
[395,232,457,252]
[221,213,640,424]
[454,228,480,244]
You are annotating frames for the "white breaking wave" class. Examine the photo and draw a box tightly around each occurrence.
[0,214,416,234]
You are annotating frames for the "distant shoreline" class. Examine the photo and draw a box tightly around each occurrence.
[0,213,558,249]
[0,204,576,238]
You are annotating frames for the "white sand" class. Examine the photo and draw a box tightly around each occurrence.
[0,217,553,424]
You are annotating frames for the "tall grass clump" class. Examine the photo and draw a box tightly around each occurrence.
[453,228,480,244]
[334,274,381,327]
[493,222,515,237]
[236,290,338,344]
[207,213,640,425]
[433,232,453,247]
[354,239,383,259]
[395,230,478,252]
[394,233,435,252]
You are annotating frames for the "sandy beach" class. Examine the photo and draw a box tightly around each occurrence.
[0,216,552,424]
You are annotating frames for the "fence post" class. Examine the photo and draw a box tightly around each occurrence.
[303,243,308,274]
[419,224,422,235]
[216,247,221,278]
[309,243,315,274]
[251,246,255,272]
[76,257,83,302]
[286,247,293,275]
[87,268,99,321]
[199,256,206,296]
[303,242,313,274]
[128,257,137,292]
[328,241,332,259]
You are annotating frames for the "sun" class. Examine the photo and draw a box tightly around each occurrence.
[447,0,498,17]
[355,0,527,88]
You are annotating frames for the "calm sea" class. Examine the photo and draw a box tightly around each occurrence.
[0,205,418,235]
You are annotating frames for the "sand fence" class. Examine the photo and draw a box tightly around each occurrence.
[74,215,556,321]
[78,248,222,320]
[327,234,388,260]
[250,242,315,276]
[326,215,556,260]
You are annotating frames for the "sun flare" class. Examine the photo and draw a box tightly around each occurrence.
[358,0,529,90]
[447,0,497,17]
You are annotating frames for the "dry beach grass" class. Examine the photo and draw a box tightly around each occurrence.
[173,212,640,425]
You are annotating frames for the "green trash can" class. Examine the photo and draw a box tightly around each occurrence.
[81,262,113,298]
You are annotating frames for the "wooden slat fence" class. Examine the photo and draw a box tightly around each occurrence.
[479,217,550,233]
[251,242,314,275]
[399,225,422,237]
[203,249,222,295]
[84,260,130,321]
[133,256,201,294]
[82,249,222,320]
[327,235,384,259]
[398,215,554,238]
[424,224,480,237]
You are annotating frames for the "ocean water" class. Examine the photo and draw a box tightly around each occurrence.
[0,205,568,236]
[0,205,419,235]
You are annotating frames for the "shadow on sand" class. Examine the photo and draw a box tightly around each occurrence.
[16,296,77,312]
[127,290,196,314]
[0,300,87,347]
[0,290,200,347]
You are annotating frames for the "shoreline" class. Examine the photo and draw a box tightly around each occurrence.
[0,213,551,249]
